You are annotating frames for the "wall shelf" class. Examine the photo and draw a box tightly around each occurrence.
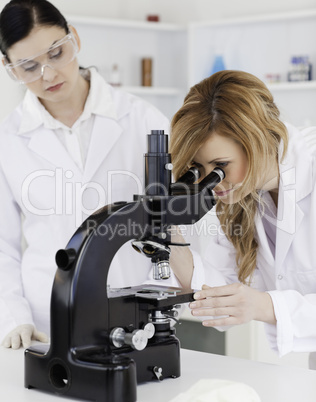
[68,15,186,32]
[188,9,316,125]
[267,81,316,92]
[189,8,316,29]
[67,10,316,124]
[121,86,182,96]
[68,14,187,119]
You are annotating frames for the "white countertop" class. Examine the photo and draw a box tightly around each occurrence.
[0,345,315,402]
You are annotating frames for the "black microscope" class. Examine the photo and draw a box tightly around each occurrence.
[24,130,225,402]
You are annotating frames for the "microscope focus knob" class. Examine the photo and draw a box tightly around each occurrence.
[143,323,155,339]
[125,329,148,351]
[110,327,148,351]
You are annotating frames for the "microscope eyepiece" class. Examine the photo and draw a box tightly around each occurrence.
[147,129,168,154]
[150,130,165,135]
[198,167,225,190]
[176,167,200,184]
[171,167,225,196]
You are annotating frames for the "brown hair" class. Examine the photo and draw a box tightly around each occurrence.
[170,70,288,283]
[0,0,69,59]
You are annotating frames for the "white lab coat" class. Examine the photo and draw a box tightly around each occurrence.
[0,76,173,342]
[190,123,316,359]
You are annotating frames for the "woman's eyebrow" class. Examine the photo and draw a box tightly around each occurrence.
[207,157,230,164]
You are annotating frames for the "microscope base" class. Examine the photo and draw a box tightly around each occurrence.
[24,337,180,402]
[79,336,181,383]
[25,344,137,402]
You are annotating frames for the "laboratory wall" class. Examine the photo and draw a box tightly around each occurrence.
[23,0,316,23]
[114,0,316,24]
[0,0,315,122]
[1,0,315,24]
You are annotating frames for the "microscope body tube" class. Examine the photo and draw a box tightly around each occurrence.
[144,130,171,196]
[143,130,172,279]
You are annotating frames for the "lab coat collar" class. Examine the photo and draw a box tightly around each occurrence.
[279,123,313,203]
[85,67,118,121]
[16,68,133,181]
[255,123,313,272]
[27,127,82,177]
[25,113,124,182]
[17,67,119,135]
[274,182,304,270]
[255,211,275,267]
[18,90,43,134]
[83,116,123,183]
[274,123,313,269]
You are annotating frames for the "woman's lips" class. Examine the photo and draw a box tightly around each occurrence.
[46,83,64,92]
[214,188,233,197]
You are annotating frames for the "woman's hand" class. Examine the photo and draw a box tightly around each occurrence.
[189,283,276,327]
[2,324,49,349]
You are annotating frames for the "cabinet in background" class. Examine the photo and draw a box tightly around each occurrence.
[188,9,316,126]
[69,16,188,120]
[67,10,316,126]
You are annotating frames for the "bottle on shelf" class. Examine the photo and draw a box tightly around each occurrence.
[288,56,312,82]
[211,55,226,75]
[109,64,122,87]
[142,58,153,87]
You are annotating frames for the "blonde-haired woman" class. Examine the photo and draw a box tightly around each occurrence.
[169,70,316,368]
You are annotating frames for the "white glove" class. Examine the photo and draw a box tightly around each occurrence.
[2,324,49,350]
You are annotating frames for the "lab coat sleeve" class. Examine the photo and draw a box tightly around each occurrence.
[188,220,239,290]
[265,290,316,356]
[0,163,34,343]
[264,131,316,357]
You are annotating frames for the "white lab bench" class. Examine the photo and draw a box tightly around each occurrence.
[0,346,315,402]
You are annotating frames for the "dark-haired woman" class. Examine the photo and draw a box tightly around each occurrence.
[0,0,171,349]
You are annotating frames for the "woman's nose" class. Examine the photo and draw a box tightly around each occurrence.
[213,180,227,193]
[41,64,57,82]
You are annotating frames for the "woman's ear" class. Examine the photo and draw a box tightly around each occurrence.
[2,56,9,66]
[68,25,81,52]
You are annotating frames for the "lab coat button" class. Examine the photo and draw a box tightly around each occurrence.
[277,274,283,280]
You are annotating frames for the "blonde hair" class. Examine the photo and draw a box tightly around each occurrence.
[170,70,288,284]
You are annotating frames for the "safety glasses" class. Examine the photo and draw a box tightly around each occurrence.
[3,32,79,84]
